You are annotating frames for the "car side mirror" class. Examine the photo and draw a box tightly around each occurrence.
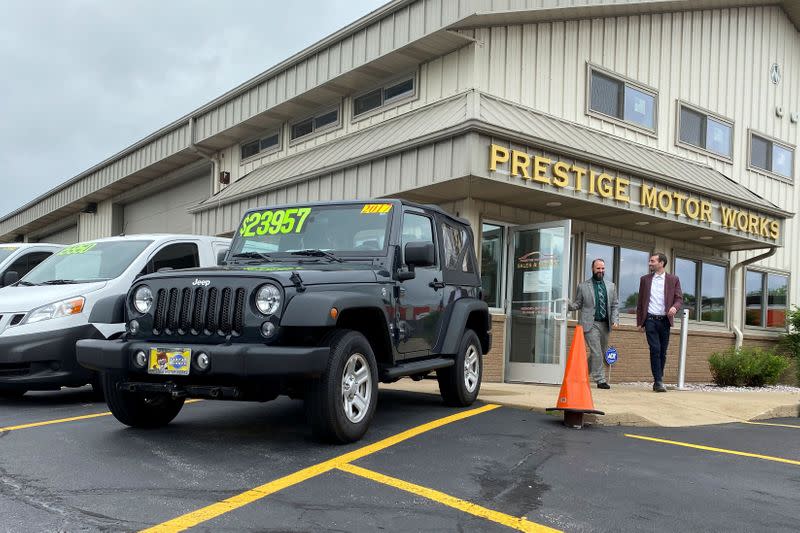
[1,270,19,287]
[217,249,229,265]
[405,241,435,268]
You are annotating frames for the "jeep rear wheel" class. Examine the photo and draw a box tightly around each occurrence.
[437,329,482,406]
[102,373,185,428]
[306,329,378,443]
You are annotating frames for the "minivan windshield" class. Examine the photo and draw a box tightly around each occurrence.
[0,247,17,263]
[22,240,153,284]
[229,203,393,260]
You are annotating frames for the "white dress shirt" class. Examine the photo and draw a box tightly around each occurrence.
[648,272,666,315]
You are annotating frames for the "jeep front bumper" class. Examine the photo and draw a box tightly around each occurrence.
[76,339,331,377]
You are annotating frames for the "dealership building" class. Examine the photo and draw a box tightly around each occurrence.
[2,0,798,385]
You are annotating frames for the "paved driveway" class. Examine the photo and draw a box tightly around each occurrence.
[1,387,798,532]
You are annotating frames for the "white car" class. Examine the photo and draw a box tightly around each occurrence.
[0,243,64,287]
[0,234,230,397]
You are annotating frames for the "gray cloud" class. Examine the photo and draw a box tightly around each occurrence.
[0,0,385,218]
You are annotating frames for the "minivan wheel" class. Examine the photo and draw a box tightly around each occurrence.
[306,329,378,443]
[437,329,482,407]
[102,372,185,428]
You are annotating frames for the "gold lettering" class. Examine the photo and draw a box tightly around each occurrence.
[736,212,749,232]
[597,173,614,198]
[533,156,551,184]
[770,221,780,240]
[614,177,630,202]
[748,214,759,235]
[657,190,673,213]
[571,165,586,192]
[511,151,531,179]
[700,201,713,223]
[489,144,509,171]
[759,217,769,238]
[641,184,658,209]
[685,198,700,220]
[721,207,737,228]
[673,192,687,216]
[552,162,570,187]
[589,170,598,194]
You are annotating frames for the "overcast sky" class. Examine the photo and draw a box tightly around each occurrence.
[0,0,386,218]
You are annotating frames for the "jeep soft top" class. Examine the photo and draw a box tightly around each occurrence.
[77,200,490,442]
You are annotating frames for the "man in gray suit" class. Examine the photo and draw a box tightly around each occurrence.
[568,258,619,389]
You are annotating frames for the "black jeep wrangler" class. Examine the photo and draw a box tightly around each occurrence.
[77,200,490,443]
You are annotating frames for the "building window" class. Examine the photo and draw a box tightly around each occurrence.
[353,76,415,117]
[588,67,656,131]
[291,107,340,141]
[749,131,794,180]
[583,242,649,314]
[745,270,789,328]
[675,257,727,323]
[480,223,504,309]
[240,131,280,160]
[677,103,733,158]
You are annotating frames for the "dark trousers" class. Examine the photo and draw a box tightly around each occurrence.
[645,317,671,383]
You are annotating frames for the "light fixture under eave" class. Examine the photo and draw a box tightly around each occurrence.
[699,236,714,240]
[634,221,650,226]
[545,201,562,207]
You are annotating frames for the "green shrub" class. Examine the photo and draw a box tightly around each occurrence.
[708,347,790,387]
[776,306,800,385]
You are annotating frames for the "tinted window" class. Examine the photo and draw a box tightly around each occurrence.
[291,119,313,139]
[402,213,434,264]
[354,89,382,116]
[314,110,338,129]
[583,242,614,281]
[700,262,726,322]
[624,85,655,129]
[385,78,413,101]
[618,247,649,314]
[150,243,200,273]
[772,144,793,178]
[745,270,764,326]
[241,140,260,159]
[750,135,770,171]
[590,71,621,118]
[767,273,788,327]
[441,222,468,272]
[679,107,704,148]
[675,258,697,320]
[706,118,732,156]
[259,133,279,151]
[481,223,504,308]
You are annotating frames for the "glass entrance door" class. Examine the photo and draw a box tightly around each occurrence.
[505,221,571,384]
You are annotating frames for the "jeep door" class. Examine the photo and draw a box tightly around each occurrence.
[396,209,444,355]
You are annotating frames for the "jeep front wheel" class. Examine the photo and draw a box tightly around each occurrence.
[102,373,185,428]
[437,329,482,406]
[306,330,378,443]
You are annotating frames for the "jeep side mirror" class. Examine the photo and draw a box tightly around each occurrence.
[1,270,20,287]
[405,242,435,268]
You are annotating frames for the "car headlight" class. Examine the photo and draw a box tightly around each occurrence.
[255,284,281,315]
[133,285,153,314]
[23,297,85,324]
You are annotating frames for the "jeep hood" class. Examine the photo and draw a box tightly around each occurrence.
[142,262,384,287]
[0,282,108,313]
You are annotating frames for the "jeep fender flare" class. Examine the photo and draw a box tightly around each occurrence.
[280,291,390,327]
[435,299,490,355]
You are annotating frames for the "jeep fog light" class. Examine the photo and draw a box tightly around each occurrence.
[260,321,276,338]
[196,352,210,371]
[129,320,140,335]
[134,350,147,368]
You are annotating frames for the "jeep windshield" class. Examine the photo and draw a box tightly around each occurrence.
[21,240,153,285]
[230,203,393,261]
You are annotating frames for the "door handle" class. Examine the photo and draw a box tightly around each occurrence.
[429,279,446,290]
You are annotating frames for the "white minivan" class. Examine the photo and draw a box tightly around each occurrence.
[0,243,64,287]
[0,234,229,397]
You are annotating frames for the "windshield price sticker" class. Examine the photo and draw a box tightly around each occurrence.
[239,207,312,237]
[57,242,97,256]
[361,204,392,214]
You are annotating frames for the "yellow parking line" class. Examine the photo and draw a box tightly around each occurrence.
[141,404,501,533]
[742,421,800,429]
[0,399,202,433]
[338,463,559,532]
[625,434,800,466]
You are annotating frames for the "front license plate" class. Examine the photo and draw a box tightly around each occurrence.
[147,347,191,376]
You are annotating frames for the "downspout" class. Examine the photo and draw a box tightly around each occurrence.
[189,117,220,195]
[731,247,777,349]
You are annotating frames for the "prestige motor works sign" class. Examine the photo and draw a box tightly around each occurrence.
[488,144,781,241]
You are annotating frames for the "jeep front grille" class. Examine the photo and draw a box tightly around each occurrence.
[152,286,245,336]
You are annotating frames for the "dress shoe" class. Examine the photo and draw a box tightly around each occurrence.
[653,382,667,393]
[597,382,611,390]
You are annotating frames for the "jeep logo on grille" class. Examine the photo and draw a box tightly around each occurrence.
[192,279,211,287]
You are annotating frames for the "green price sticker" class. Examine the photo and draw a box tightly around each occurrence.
[239,207,312,237]
[57,242,97,256]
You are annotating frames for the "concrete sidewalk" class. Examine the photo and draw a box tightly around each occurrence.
[381,380,800,427]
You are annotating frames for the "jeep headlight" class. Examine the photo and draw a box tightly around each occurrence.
[23,297,85,324]
[133,285,153,314]
[255,284,281,315]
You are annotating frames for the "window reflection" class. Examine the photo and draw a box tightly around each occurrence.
[618,248,649,314]
[767,274,788,328]
[480,224,504,308]
[745,270,764,327]
[701,263,726,322]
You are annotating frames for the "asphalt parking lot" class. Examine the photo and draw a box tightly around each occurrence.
[1,387,798,532]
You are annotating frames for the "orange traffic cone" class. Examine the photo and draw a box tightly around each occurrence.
[546,325,604,428]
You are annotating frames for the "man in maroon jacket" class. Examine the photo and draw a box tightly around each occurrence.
[636,252,683,392]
